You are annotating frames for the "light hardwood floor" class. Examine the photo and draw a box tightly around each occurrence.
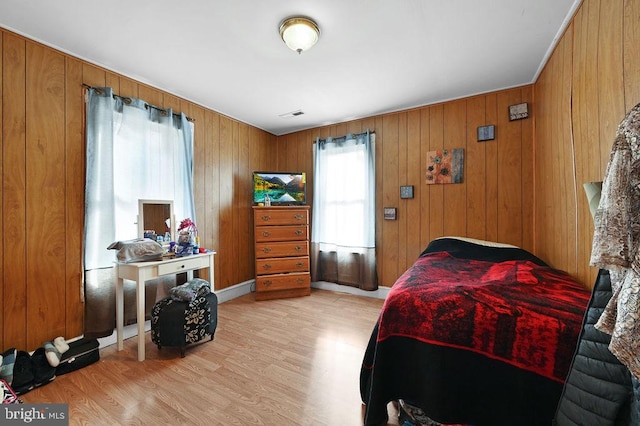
[22,289,400,425]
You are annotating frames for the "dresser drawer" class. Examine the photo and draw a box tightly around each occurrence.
[256,256,309,275]
[255,241,308,259]
[256,273,310,292]
[157,255,210,276]
[255,225,308,242]
[254,209,308,226]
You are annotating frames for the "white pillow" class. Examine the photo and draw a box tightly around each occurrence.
[437,236,518,248]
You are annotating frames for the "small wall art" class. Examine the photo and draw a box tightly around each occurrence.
[400,185,414,199]
[477,125,495,142]
[509,102,529,121]
[383,207,397,220]
[426,148,464,184]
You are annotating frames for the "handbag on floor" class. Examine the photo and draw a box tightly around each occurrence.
[56,338,100,376]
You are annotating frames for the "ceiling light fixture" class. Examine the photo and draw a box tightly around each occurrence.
[279,17,320,54]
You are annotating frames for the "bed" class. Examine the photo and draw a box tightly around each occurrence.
[360,237,591,426]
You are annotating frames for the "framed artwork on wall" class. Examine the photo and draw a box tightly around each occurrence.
[509,103,529,121]
[384,207,397,220]
[477,125,495,141]
[426,149,464,184]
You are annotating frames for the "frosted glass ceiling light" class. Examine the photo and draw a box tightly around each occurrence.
[279,17,320,54]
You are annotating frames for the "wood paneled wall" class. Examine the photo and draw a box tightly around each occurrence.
[280,0,640,291]
[1,0,636,351]
[277,87,534,287]
[534,0,640,288]
[0,29,275,352]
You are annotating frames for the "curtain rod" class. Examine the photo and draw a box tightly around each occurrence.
[82,83,195,122]
[316,129,374,144]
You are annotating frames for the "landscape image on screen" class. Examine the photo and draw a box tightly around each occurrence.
[253,172,306,205]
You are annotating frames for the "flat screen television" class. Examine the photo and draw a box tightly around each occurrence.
[253,171,306,206]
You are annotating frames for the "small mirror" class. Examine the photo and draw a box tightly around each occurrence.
[138,199,174,244]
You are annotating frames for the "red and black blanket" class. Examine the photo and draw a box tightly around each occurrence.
[361,238,591,426]
[379,251,589,382]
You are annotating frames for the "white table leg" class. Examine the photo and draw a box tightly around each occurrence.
[136,269,146,361]
[116,274,124,351]
[209,253,215,290]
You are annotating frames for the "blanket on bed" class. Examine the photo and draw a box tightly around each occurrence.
[362,239,592,425]
[379,251,590,382]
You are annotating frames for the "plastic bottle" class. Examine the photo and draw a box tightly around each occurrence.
[264,194,271,206]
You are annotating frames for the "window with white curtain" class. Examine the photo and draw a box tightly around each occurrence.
[112,106,193,242]
[83,86,195,338]
[311,131,377,290]
[316,142,368,246]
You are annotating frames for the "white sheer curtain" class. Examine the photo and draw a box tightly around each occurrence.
[311,131,377,290]
[84,87,195,337]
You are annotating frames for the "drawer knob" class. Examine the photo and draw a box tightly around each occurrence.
[295,230,303,236]
[262,264,272,270]
[262,247,271,253]
[261,215,271,221]
[297,278,304,284]
[294,214,304,220]
[296,262,304,267]
[262,231,271,237]
[295,245,302,251]
[264,280,272,286]
[180,265,185,269]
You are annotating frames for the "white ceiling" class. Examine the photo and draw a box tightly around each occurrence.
[0,0,580,136]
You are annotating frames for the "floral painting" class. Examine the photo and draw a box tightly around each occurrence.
[426,148,464,184]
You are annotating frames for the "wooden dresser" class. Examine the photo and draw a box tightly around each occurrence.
[253,206,311,301]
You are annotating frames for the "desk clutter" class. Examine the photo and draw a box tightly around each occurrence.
[109,236,209,263]
[151,278,218,358]
[0,337,99,397]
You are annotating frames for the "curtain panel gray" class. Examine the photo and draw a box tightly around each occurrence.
[83,87,195,338]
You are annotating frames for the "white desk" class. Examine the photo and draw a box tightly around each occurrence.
[115,251,215,361]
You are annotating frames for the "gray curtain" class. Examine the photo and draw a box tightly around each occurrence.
[83,87,195,338]
[311,131,377,290]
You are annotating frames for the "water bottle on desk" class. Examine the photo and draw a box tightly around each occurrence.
[193,236,200,254]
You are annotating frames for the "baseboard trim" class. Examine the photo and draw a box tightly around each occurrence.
[96,279,387,349]
[215,279,254,303]
[311,281,390,300]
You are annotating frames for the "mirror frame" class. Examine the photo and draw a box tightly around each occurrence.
[138,199,175,243]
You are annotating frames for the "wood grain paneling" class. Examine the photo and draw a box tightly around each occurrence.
[0,28,274,351]
[443,101,467,238]
[1,0,637,351]
[64,57,85,339]
[535,0,640,288]
[496,91,524,247]
[284,87,533,287]
[203,109,221,287]
[26,42,67,347]
[3,33,27,350]
[428,105,445,242]
[0,32,3,346]
[624,0,640,110]
[218,116,234,289]
[485,94,499,243]
[465,96,487,241]
[406,109,422,263]
[381,114,400,286]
